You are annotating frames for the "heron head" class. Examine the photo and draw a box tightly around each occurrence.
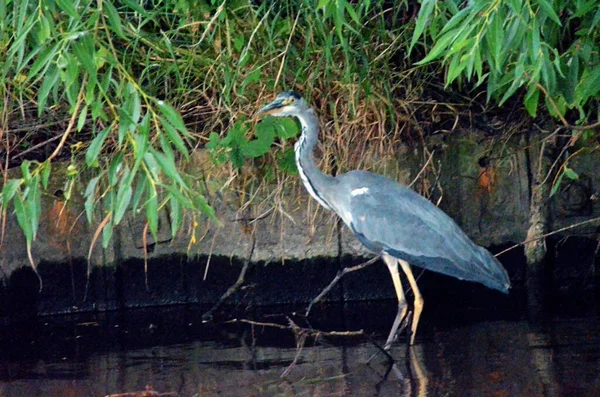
[258,91,308,118]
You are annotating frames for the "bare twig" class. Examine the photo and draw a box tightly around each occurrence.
[10,130,65,161]
[85,212,112,300]
[46,81,86,163]
[408,150,435,188]
[223,318,364,337]
[495,217,600,258]
[305,256,380,317]
[202,228,256,322]
[274,6,301,88]
[281,318,309,377]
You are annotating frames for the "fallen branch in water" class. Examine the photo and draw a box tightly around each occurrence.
[224,317,364,337]
[225,317,364,377]
[305,256,380,317]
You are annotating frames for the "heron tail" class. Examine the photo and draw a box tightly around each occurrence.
[474,246,511,293]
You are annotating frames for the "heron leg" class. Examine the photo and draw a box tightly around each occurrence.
[383,254,408,350]
[398,259,424,345]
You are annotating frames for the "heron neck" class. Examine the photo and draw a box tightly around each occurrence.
[294,109,335,211]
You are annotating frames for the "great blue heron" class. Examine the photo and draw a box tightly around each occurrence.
[258,91,510,347]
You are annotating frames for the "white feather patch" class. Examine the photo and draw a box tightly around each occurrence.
[350,187,369,196]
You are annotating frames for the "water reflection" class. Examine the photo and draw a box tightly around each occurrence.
[0,307,599,396]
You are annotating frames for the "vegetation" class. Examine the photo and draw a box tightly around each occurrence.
[0,0,598,272]
[0,0,412,269]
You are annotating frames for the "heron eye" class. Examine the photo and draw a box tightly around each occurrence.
[289,97,295,103]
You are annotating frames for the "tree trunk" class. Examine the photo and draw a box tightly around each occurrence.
[524,133,556,322]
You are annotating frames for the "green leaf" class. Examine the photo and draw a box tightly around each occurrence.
[229,147,245,168]
[41,162,51,189]
[2,179,22,203]
[85,176,101,198]
[26,43,59,84]
[343,1,360,25]
[164,184,193,209]
[157,100,190,137]
[160,117,189,158]
[240,68,261,94]
[132,130,149,174]
[84,176,101,223]
[537,0,562,26]
[563,55,579,105]
[169,194,182,239]
[563,166,578,180]
[72,34,97,82]
[114,183,132,225]
[590,8,600,34]
[130,178,145,216]
[77,105,88,132]
[152,150,187,188]
[193,193,215,220]
[222,123,248,147]
[409,0,436,53]
[38,65,60,116]
[108,152,124,186]
[6,11,36,63]
[27,176,41,238]
[317,0,330,9]
[14,194,33,242]
[21,160,31,182]
[439,7,472,37]
[541,48,556,94]
[446,54,467,85]
[416,29,458,65]
[524,85,540,117]
[86,126,111,167]
[146,185,158,239]
[122,0,150,17]
[550,172,564,196]
[56,0,80,19]
[102,220,113,248]
[104,0,125,38]
[277,148,298,174]
[206,132,221,149]
[143,152,160,180]
[276,118,300,139]
[242,139,271,158]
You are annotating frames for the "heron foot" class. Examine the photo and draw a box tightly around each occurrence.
[384,306,411,351]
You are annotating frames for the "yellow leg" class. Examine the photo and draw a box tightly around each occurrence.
[399,259,424,345]
[383,254,408,350]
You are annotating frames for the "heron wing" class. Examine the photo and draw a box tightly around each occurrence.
[340,171,509,292]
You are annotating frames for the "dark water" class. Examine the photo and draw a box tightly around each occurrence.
[0,298,599,397]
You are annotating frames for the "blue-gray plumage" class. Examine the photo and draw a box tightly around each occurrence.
[258,91,510,347]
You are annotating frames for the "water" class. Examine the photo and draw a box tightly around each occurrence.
[0,299,599,396]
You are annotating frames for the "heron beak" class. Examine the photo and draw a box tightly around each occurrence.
[257,98,285,116]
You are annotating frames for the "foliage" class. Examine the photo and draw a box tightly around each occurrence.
[410,0,600,122]
[0,0,409,267]
[410,0,600,196]
[207,117,299,170]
